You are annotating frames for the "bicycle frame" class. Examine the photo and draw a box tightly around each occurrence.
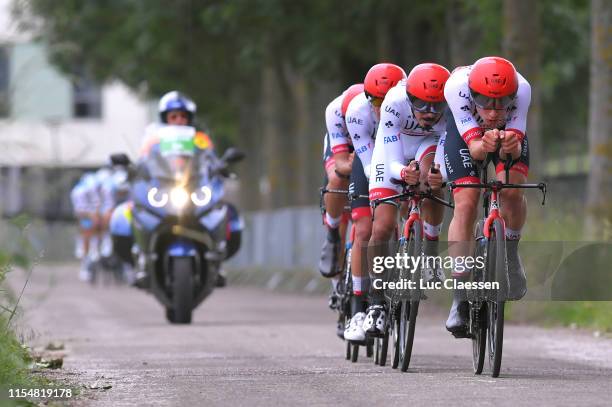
[448,153,546,238]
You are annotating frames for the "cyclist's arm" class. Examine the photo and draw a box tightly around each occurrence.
[504,73,531,144]
[334,152,353,176]
[377,94,406,180]
[325,95,353,176]
[444,68,486,160]
[345,97,374,178]
[326,95,352,155]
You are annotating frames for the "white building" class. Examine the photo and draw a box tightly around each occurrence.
[0,0,153,167]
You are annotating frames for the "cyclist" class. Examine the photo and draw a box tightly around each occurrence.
[319,83,364,314]
[342,63,406,342]
[362,63,451,337]
[443,57,531,336]
[70,172,101,281]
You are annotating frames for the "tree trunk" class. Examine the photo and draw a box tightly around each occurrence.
[585,0,612,239]
[259,64,283,209]
[503,0,542,178]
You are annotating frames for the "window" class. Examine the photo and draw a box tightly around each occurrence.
[0,46,9,118]
[72,70,102,118]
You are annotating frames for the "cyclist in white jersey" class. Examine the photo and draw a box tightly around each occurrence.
[442,57,531,336]
[342,63,407,341]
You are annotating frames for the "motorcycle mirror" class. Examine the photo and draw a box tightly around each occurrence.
[110,153,132,166]
[221,147,245,164]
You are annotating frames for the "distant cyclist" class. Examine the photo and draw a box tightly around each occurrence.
[70,172,101,281]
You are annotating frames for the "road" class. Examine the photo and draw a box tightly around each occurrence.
[8,264,612,406]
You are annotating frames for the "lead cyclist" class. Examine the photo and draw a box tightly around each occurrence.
[443,56,531,337]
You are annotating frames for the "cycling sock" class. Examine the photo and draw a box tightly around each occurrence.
[423,221,442,241]
[352,275,363,295]
[368,283,386,306]
[351,294,366,315]
[505,227,522,241]
[325,213,342,229]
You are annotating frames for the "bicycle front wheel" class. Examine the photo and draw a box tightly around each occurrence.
[487,219,506,377]
[399,220,422,372]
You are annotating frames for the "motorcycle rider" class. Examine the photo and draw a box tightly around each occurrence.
[110,91,242,287]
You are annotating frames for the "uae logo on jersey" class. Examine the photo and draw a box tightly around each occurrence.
[385,121,393,128]
[461,105,470,111]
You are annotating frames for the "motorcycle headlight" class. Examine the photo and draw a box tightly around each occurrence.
[147,187,168,208]
[170,187,189,208]
[191,186,213,207]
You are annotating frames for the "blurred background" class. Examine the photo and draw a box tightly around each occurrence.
[0,0,609,262]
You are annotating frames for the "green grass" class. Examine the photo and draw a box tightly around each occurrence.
[506,204,612,333]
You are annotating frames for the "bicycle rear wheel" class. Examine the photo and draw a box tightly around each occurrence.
[471,302,487,374]
[374,326,389,366]
[391,303,401,369]
[487,219,506,377]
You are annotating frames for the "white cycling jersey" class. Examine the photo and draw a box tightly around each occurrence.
[325,93,352,155]
[444,66,531,146]
[369,81,447,199]
[70,175,100,214]
[345,92,379,179]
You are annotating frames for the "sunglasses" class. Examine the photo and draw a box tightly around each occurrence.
[408,94,447,114]
[365,92,384,107]
[470,90,516,110]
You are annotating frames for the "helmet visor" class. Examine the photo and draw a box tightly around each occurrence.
[365,92,384,107]
[408,94,447,114]
[470,90,516,110]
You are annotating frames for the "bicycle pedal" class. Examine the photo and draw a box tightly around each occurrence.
[449,327,471,339]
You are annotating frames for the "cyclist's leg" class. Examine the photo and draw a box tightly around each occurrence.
[319,133,349,278]
[344,157,371,341]
[444,113,481,334]
[417,137,444,278]
[367,148,401,315]
[494,137,530,299]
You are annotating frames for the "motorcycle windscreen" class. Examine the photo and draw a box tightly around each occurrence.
[148,125,197,184]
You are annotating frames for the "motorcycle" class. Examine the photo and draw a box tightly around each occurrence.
[111,125,244,324]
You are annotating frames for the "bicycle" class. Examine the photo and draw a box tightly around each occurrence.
[371,164,454,371]
[447,153,546,377]
[319,187,374,363]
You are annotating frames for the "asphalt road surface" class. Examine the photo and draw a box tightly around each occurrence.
[8,264,612,406]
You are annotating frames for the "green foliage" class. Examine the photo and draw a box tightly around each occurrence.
[0,315,34,388]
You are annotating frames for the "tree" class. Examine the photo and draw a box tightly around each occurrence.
[585,0,612,239]
[503,0,542,177]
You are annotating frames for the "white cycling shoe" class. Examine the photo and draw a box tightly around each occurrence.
[363,305,386,336]
[344,312,366,342]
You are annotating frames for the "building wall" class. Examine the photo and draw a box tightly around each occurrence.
[0,42,153,166]
[9,42,72,120]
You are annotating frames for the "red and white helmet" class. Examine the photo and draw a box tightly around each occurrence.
[468,56,518,98]
[341,83,365,116]
[406,63,450,102]
[363,63,407,99]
